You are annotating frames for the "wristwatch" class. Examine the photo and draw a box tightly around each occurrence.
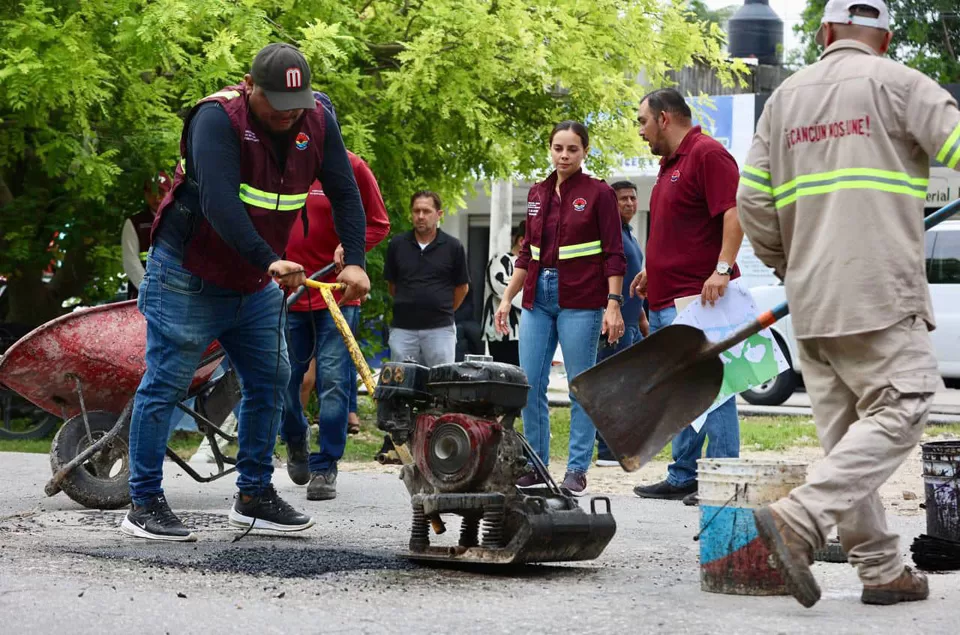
[607,293,624,306]
[716,261,732,276]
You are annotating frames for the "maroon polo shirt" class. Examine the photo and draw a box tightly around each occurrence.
[645,126,740,311]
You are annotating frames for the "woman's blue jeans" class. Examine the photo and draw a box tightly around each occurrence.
[519,269,602,474]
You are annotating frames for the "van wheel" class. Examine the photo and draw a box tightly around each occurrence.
[740,332,798,406]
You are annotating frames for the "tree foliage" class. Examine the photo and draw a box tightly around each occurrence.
[1,0,736,329]
[795,0,960,82]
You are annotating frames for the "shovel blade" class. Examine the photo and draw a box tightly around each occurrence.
[570,324,724,472]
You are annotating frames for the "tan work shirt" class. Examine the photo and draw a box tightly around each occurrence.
[737,39,960,339]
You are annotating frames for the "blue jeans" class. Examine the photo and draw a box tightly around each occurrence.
[281,306,360,473]
[649,306,740,487]
[519,269,602,474]
[595,324,642,459]
[128,242,290,506]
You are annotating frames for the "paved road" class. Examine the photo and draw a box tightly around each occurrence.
[1,452,956,634]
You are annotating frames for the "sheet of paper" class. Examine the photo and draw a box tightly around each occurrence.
[674,294,700,314]
[672,279,790,431]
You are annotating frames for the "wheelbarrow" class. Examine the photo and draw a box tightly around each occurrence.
[0,300,241,509]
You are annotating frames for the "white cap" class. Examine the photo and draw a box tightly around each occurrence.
[816,0,891,45]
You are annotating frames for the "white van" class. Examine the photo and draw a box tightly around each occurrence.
[744,220,960,405]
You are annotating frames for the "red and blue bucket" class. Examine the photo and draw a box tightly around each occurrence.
[697,459,808,595]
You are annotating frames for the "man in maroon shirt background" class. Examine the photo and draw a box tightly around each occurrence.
[281,151,391,501]
[630,88,745,505]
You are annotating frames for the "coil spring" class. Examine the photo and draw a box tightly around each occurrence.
[481,506,505,549]
[459,516,481,548]
[410,503,429,551]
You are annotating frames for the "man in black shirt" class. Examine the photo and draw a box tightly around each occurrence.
[384,191,470,366]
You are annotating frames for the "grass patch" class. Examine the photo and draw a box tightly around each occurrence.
[0,437,52,454]
[739,415,820,452]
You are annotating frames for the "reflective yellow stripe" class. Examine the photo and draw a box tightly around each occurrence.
[740,165,773,195]
[742,165,770,180]
[937,122,960,169]
[238,184,308,212]
[558,240,602,259]
[772,168,928,210]
[529,241,601,261]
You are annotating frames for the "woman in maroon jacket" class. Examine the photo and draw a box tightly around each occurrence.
[495,121,626,496]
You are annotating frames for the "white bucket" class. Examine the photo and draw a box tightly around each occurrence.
[698,458,808,595]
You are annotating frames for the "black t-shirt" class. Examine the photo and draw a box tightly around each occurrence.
[384,230,470,330]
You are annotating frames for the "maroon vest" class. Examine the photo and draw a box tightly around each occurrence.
[153,84,325,293]
[520,170,622,310]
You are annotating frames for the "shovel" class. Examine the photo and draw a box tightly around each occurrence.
[570,197,960,472]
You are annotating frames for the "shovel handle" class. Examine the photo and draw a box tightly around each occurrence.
[286,263,337,308]
[706,197,960,357]
[301,279,415,467]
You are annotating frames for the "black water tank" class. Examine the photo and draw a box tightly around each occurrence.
[728,0,784,65]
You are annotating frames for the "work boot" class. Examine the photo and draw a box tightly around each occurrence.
[307,466,338,501]
[633,479,697,500]
[861,567,929,605]
[561,471,588,497]
[285,432,310,486]
[229,485,314,532]
[753,506,821,608]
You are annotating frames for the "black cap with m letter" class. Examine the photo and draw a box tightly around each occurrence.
[251,43,316,111]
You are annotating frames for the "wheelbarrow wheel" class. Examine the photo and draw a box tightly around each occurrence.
[50,410,131,510]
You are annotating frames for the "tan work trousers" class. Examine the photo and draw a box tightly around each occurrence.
[772,315,940,585]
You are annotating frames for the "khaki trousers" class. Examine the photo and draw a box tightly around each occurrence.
[772,315,940,585]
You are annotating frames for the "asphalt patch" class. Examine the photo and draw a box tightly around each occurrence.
[199,545,416,578]
[69,543,417,579]
[74,510,230,530]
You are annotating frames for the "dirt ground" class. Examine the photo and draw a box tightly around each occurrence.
[340,431,960,516]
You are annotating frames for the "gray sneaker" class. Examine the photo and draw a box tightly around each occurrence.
[286,432,310,486]
[307,466,338,501]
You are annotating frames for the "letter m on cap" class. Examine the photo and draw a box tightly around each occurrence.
[285,67,302,89]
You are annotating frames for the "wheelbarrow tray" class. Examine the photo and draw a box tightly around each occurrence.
[0,300,222,419]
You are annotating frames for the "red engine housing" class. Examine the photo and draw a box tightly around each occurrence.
[413,413,502,492]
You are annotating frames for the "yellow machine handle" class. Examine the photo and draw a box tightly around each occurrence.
[302,279,413,465]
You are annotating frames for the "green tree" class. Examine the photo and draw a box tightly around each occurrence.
[795,0,960,82]
[1,0,737,331]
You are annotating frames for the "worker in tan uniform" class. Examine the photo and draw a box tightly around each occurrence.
[737,0,960,609]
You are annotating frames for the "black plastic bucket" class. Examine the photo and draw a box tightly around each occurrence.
[922,440,960,541]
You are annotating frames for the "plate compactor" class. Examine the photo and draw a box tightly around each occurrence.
[374,355,617,564]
